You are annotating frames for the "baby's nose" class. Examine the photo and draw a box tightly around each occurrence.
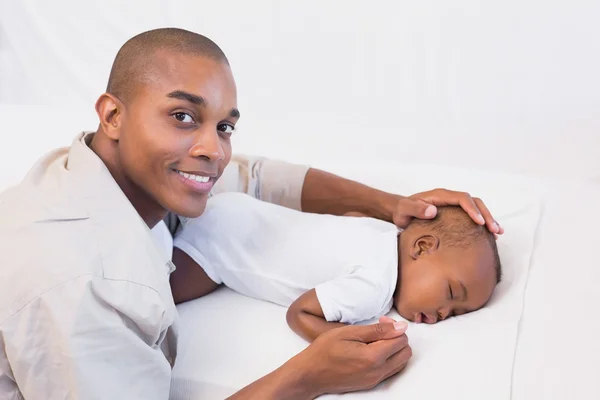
[438,307,451,320]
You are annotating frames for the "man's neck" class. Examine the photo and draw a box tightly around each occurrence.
[89,131,167,228]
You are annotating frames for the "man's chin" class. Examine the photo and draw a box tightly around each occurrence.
[169,197,209,219]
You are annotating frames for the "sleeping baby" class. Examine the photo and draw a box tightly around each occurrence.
[173,192,502,342]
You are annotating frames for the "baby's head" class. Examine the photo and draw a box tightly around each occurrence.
[395,206,502,324]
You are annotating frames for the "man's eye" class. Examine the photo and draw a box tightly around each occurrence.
[173,112,195,124]
[217,123,235,135]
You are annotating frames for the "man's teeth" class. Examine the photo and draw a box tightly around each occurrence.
[177,170,210,183]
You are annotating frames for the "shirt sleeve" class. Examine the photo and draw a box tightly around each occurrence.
[173,233,223,285]
[1,275,173,400]
[211,154,310,211]
[315,268,393,325]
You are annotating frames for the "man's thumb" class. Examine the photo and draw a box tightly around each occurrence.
[347,320,408,343]
[393,198,437,228]
[403,198,437,219]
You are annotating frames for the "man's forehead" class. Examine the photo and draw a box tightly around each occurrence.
[151,48,226,78]
[136,50,236,103]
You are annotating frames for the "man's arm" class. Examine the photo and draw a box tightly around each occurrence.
[3,277,173,399]
[301,168,503,233]
[228,319,412,399]
[211,154,309,211]
[286,289,345,342]
[220,155,502,233]
[301,169,400,222]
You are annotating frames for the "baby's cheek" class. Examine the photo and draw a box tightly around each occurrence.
[395,286,423,319]
[395,299,414,321]
[404,277,445,311]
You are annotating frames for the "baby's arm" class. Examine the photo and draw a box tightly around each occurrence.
[286,289,346,342]
[170,247,220,304]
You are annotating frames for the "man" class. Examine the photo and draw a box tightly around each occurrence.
[0,28,502,399]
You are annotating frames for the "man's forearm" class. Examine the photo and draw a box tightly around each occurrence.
[227,358,317,400]
[301,168,402,222]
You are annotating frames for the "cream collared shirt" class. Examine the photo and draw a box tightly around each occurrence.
[0,132,309,399]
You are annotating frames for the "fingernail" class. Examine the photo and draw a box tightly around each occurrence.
[493,222,499,232]
[477,214,485,224]
[425,206,437,218]
[394,321,408,330]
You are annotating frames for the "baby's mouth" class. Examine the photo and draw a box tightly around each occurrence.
[423,313,438,324]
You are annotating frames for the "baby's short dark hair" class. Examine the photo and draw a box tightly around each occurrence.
[410,206,502,283]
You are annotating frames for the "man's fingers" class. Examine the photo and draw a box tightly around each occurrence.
[380,345,412,381]
[412,189,487,226]
[496,220,504,234]
[342,321,408,343]
[473,197,500,233]
[367,332,410,361]
[399,189,502,235]
[457,194,485,225]
[380,362,409,383]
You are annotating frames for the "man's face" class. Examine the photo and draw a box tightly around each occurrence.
[116,51,239,218]
[395,234,497,324]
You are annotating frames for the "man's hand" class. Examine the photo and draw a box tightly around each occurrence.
[392,189,504,236]
[228,318,411,400]
[300,169,502,237]
[289,318,412,397]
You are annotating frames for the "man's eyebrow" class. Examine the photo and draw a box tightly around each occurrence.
[167,90,205,106]
[460,281,468,301]
[167,90,239,118]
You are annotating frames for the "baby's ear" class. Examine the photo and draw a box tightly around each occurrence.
[409,235,440,259]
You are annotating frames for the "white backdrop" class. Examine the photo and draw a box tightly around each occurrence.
[1,0,599,182]
[2,4,600,399]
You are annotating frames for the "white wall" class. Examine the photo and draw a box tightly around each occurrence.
[1,0,599,182]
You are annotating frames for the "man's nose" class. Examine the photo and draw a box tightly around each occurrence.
[188,128,225,161]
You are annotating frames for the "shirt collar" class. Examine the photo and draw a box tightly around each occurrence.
[66,131,134,217]
[56,132,172,266]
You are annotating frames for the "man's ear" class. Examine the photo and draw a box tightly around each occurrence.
[409,235,439,259]
[95,93,123,141]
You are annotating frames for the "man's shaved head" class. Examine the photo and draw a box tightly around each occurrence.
[93,27,238,227]
[106,28,229,103]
